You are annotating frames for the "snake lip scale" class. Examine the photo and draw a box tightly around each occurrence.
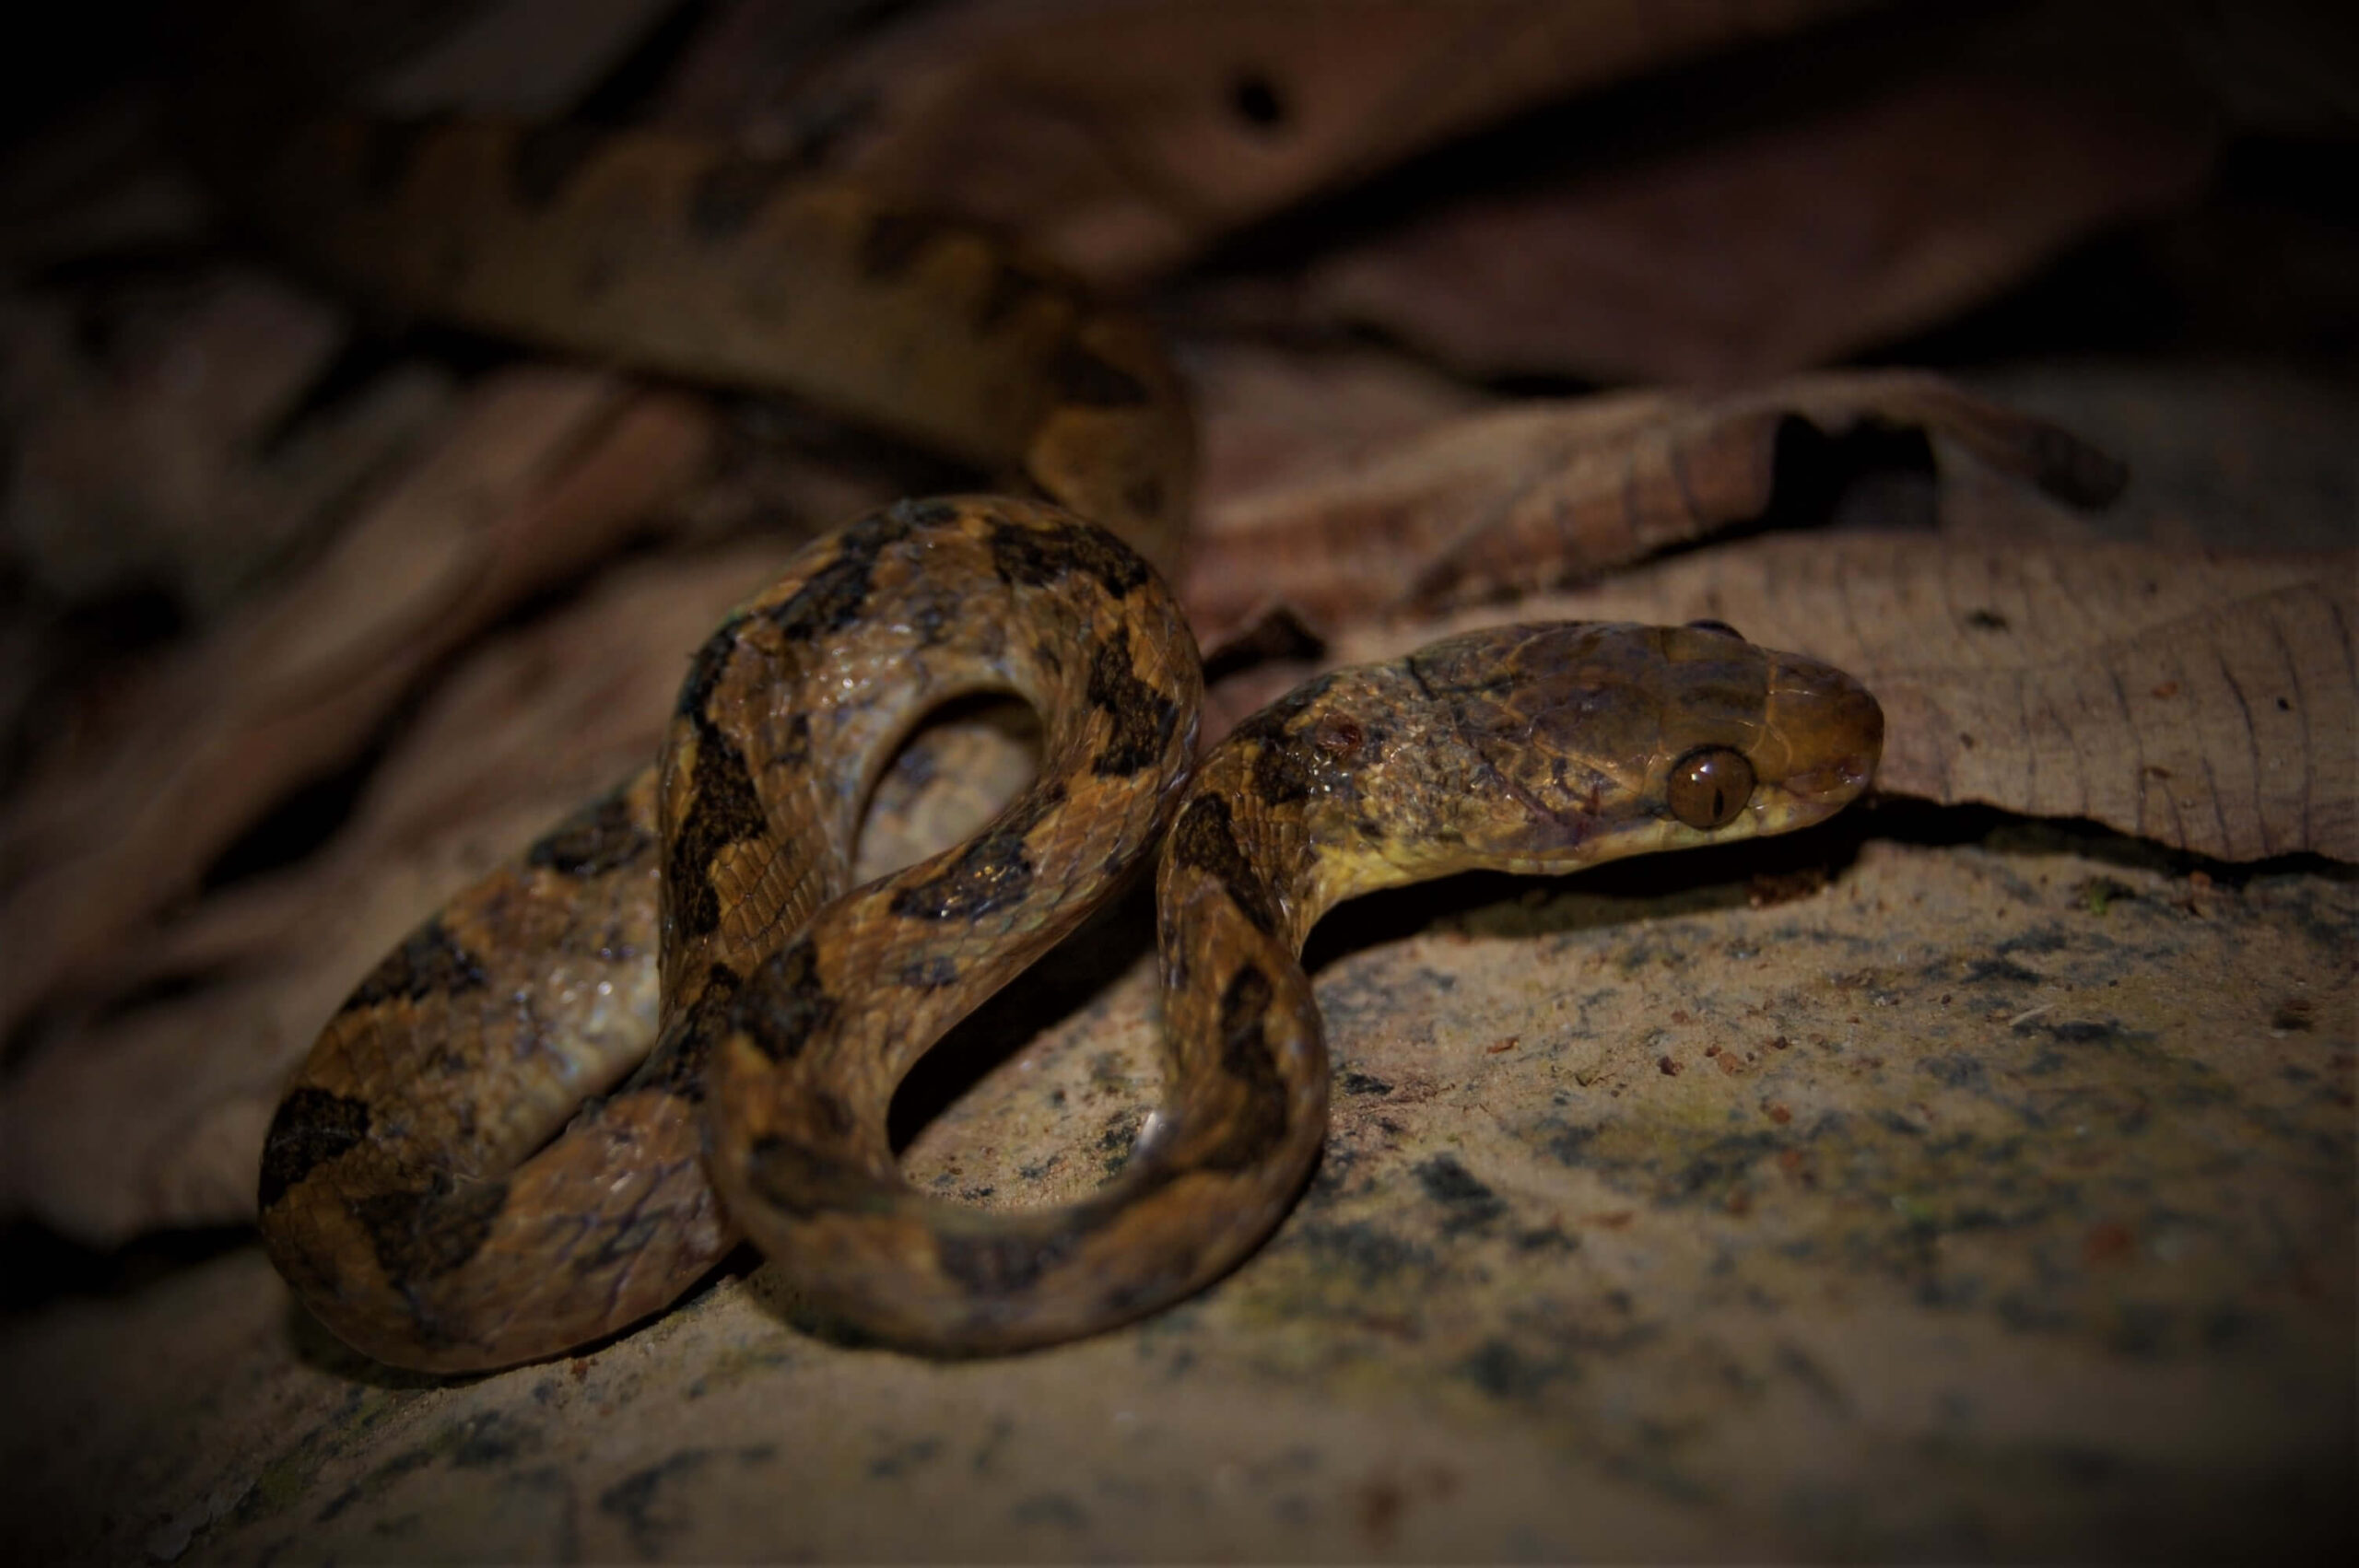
[248,113,1886,1371]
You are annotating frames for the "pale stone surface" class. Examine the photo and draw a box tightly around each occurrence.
[6,823,2350,1562]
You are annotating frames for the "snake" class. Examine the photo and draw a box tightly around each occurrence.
[249,115,1885,1370]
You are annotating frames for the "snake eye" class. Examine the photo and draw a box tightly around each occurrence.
[1684,619,1745,640]
[1668,746,1755,829]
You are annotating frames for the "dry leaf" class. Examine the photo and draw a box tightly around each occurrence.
[666,0,1884,282]
[0,542,769,1243]
[0,93,209,271]
[1303,55,2214,381]
[1184,370,2124,640]
[359,0,687,118]
[0,270,452,613]
[0,537,1046,1245]
[1337,534,2356,862]
[0,369,714,1039]
[1962,363,2359,554]
[1187,340,1491,514]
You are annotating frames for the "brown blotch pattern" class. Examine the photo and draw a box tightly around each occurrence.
[743,1133,881,1221]
[764,506,922,644]
[984,515,1151,599]
[937,1227,1077,1299]
[888,782,1065,921]
[256,1087,372,1210]
[1086,634,1181,778]
[675,610,749,720]
[351,1172,511,1289]
[1168,795,1281,939]
[1228,675,1337,807]
[813,1090,856,1139]
[527,789,653,878]
[666,731,767,940]
[627,964,743,1102]
[1197,964,1292,1172]
[1092,1227,1203,1319]
[729,939,836,1064]
[341,918,488,1012]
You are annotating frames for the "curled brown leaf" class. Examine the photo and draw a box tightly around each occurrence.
[1185,370,2123,642]
[1302,53,2214,381]
[669,0,1884,283]
[1343,534,2355,862]
[0,370,715,1039]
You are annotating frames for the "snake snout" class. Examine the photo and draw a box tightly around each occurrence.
[1765,665,1884,812]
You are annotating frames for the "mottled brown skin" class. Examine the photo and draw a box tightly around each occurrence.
[238,114,1193,577]
[711,620,1881,1352]
[252,118,1885,1368]
[259,500,1203,1370]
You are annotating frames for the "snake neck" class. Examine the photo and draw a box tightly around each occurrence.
[1144,714,1348,1184]
[1158,659,1496,946]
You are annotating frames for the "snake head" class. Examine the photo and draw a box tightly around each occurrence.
[1387,620,1884,877]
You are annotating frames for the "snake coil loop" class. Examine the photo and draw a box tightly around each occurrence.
[252,115,1884,1369]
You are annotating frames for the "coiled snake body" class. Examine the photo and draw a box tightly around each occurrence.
[252,118,1884,1370]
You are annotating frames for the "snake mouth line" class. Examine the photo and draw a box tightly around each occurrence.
[1773,748,1882,817]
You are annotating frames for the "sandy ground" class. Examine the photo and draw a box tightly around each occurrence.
[6,796,2350,1562]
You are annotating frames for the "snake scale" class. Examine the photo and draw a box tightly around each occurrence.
[251,115,1885,1370]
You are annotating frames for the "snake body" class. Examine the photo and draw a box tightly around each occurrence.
[251,117,1884,1368]
[235,113,1195,575]
[713,612,1880,1354]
